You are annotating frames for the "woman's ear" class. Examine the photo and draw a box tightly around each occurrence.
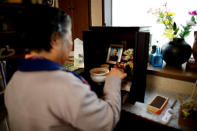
[50,32,60,48]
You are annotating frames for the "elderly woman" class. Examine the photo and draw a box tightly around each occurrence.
[4,5,126,131]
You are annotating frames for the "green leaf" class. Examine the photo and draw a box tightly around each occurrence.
[174,28,179,35]
[191,16,197,24]
[185,30,190,36]
[173,22,177,30]
[179,33,184,38]
[183,25,190,30]
[192,16,195,22]
[168,16,172,21]
[179,27,191,38]
[159,12,164,18]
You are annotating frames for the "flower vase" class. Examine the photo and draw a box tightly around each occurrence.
[161,38,192,66]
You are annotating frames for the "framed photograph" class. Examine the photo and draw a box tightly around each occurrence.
[106,44,123,64]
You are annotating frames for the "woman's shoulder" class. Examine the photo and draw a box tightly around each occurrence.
[50,70,89,87]
[45,70,83,83]
[48,70,91,95]
[12,70,81,84]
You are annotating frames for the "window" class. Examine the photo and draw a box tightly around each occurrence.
[112,0,197,48]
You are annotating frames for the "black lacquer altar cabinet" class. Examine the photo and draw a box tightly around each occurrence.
[82,26,150,104]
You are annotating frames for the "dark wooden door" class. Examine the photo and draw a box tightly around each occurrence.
[59,0,90,40]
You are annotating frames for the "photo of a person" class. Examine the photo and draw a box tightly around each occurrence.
[106,44,123,64]
[110,48,119,61]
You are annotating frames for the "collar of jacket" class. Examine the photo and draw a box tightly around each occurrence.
[18,57,64,71]
[18,57,90,86]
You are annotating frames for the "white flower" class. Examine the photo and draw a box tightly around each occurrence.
[186,20,196,26]
[123,48,133,56]
[124,55,130,61]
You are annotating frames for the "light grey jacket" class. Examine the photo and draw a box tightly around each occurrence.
[5,70,121,131]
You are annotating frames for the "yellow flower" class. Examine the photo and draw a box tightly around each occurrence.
[166,12,175,16]
[164,20,170,25]
[128,61,133,69]
[150,3,196,41]
[163,29,174,41]
[182,110,190,117]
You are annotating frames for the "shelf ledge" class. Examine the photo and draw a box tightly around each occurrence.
[147,63,197,82]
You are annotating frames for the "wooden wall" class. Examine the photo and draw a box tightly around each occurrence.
[59,0,90,40]
[90,0,103,26]
[59,0,103,40]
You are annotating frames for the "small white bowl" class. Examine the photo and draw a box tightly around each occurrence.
[90,67,109,83]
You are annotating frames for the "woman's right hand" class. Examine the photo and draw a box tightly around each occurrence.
[107,68,127,80]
